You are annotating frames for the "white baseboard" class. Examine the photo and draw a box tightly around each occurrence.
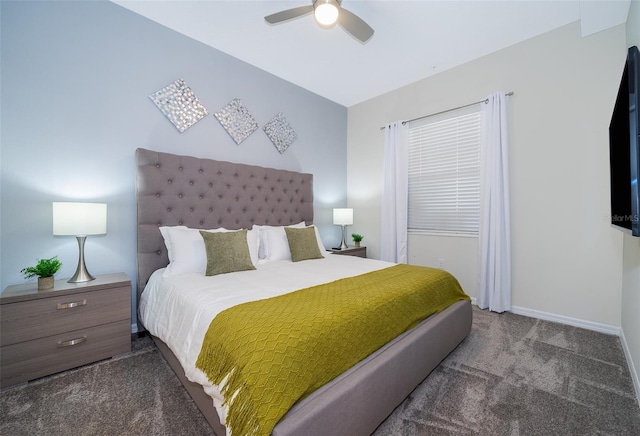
[510,305,621,336]
[620,327,640,408]
[469,298,620,335]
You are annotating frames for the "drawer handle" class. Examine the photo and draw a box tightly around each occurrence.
[57,299,87,310]
[57,336,87,348]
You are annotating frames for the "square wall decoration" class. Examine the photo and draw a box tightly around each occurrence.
[149,79,208,133]
[214,98,258,145]
[263,112,297,154]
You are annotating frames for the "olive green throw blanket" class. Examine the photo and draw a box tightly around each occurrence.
[196,264,470,436]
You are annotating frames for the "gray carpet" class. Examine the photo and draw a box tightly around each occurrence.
[374,308,640,435]
[1,307,639,435]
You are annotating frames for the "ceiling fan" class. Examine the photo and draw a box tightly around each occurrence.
[264,0,374,43]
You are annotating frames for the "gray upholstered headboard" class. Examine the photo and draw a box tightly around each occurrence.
[135,148,314,299]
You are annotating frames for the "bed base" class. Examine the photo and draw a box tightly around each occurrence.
[137,149,472,434]
[151,299,472,436]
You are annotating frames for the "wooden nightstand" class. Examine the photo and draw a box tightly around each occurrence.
[0,273,131,388]
[330,246,366,258]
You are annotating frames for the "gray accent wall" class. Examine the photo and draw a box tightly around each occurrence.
[0,1,347,325]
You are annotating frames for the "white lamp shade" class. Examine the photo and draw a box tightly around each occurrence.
[333,208,353,226]
[53,202,107,236]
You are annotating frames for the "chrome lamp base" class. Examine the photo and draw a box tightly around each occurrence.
[339,225,349,250]
[68,236,96,283]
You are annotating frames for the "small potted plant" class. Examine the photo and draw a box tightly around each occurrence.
[21,256,62,290]
[351,233,364,248]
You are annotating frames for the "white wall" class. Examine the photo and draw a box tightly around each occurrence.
[407,234,478,297]
[623,0,640,402]
[348,21,626,326]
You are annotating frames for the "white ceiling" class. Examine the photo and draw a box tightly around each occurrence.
[113,0,631,107]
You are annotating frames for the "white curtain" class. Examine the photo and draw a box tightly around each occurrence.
[381,121,408,263]
[478,92,512,312]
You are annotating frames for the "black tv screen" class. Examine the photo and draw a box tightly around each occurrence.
[609,45,640,237]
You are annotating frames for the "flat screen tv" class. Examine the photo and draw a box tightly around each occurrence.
[609,45,640,237]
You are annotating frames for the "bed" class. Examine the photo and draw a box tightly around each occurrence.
[135,148,472,436]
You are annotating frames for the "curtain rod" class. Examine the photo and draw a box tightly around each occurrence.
[379,91,514,130]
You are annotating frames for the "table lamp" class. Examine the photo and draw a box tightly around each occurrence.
[53,202,107,283]
[333,208,353,250]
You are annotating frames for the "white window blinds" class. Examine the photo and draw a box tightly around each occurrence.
[408,106,481,235]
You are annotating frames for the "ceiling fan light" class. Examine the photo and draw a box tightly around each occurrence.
[314,1,339,26]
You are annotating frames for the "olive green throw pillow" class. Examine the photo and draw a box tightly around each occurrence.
[284,227,324,262]
[199,230,256,276]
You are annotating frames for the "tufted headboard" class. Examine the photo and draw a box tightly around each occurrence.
[135,148,314,300]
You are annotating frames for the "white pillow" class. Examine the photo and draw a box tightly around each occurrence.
[255,222,327,262]
[262,226,293,261]
[159,225,188,264]
[254,222,306,260]
[246,227,260,265]
[159,226,259,277]
[308,225,328,256]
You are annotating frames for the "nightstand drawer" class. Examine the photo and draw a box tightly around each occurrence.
[331,246,366,258]
[0,286,130,346]
[0,319,131,387]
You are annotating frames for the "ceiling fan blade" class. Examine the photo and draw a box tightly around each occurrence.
[338,8,374,43]
[265,6,314,24]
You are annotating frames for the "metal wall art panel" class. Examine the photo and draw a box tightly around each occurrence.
[214,98,258,145]
[263,112,297,154]
[149,79,208,133]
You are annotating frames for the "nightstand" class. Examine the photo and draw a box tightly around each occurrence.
[0,273,131,388]
[330,246,366,258]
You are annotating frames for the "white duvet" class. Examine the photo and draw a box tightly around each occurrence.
[138,253,393,426]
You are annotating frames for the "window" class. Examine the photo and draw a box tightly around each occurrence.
[408,106,481,235]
